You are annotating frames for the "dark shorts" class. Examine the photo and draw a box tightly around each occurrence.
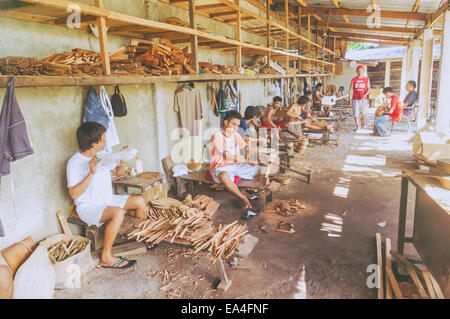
[313,103,322,111]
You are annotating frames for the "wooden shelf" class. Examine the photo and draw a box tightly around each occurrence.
[0,73,333,88]
[0,0,336,69]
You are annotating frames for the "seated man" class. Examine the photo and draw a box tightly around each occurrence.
[313,83,329,116]
[261,96,287,129]
[302,93,335,132]
[403,80,419,116]
[373,87,403,137]
[67,122,147,269]
[239,106,267,163]
[286,96,309,139]
[210,111,260,209]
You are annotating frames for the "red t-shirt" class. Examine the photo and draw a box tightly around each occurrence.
[352,77,369,100]
[388,95,403,122]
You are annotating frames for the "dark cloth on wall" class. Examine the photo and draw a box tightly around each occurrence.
[0,76,34,237]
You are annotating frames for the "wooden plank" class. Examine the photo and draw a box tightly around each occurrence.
[385,238,393,299]
[235,0,241,68]
[188,0,199,73]
[429,271,446,299]
[317,22,417,34]
[19,0,108,17]
[299,7,427,21]
[95,0,111,76]
[422,269,437,299]
[376,233,384,299]
[329,32,410,43]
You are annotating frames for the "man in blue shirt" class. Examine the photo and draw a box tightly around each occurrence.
[403,81,419,116]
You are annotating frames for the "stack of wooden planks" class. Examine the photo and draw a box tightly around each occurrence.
[129,39,195,76]
[0,56,72,76]
[199,62,239,75]
[128,194,247,263]
[376,233,445,299]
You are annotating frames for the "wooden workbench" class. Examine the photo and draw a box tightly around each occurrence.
[397,170,450,297]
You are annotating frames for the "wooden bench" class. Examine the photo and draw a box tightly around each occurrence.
[67,208,141,251]
[161,156,271,211]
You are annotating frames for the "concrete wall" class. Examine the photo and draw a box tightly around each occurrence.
[330,61,357,96]
[0,0,273,250]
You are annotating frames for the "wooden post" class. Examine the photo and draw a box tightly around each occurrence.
[235,0,242,68]
[298,6,302,74]
[398,177,409,255]
[436,10,450,133]
[410,39,421,88]
[285,0,289,71]
[95,0,111,76]
[417,28,434,129]
[266,0,271,67]
[384,60,391,87]
[307,14,311,74]
[189,0,199,73]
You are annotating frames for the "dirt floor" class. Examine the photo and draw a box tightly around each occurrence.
[54,109,421,299]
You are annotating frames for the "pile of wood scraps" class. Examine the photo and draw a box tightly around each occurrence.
[128,194,246,263]
[47,239,88,263]
[376,233,445,299]
[265,200,306,217]
[277,221,295,234]
[129,39,195,76]
[0,56,73,76]
[199,62,239,75]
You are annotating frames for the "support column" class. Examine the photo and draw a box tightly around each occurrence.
[410,39,421,87]
[235,0,241,68]
[188,0,199,73]
[384,61,391,87]
[285,0,289,71]
[95,0,111,76]
[436,10,450,133]
[417,28,435,129]
[298,6,302,74]
[266,0,271,67]
[400,45,411,101]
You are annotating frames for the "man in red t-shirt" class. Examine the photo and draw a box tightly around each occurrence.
[373,87,403,137]
[349,65,371,131]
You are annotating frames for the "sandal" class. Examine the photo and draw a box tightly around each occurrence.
[144,242,159,251]
[101,256,136,269]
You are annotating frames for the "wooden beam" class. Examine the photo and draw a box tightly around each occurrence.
[188,0,199,73]
[415,0,449,40]
[209,10,236,18]
[0,10,56,25]
[329,32,410,43]
[285,0,289,70]
[339,38,408,47]
[20,0,108,17]
[317,22,417,34]
[235,0,241,68]
[300,7,427,21]
[95,0,111,76]
[195,3,227,11]
[376,234,384,299]
[266,0,271,68]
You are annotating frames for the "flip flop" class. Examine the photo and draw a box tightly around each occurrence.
[144,242,159,251]
[101,256,136,269]
[242,210,258,220]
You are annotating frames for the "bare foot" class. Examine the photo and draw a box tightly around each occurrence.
[242,197,252,210]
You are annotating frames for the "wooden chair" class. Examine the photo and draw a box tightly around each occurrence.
[391,102,418,133]
[161,156,271,211]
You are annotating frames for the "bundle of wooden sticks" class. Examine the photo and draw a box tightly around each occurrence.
[128,195,247,263]
[47,239,89,263]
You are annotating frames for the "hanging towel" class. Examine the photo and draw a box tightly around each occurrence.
[99,86,120,152]
[83,86,110,130]
[0,76,34,237]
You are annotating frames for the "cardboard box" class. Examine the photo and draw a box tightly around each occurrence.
[412,132,450,161]
[39,234,94,289]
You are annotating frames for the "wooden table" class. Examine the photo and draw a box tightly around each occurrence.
[398,170,450,297]
[112,172,164,194]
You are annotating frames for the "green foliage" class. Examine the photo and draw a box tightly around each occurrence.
[347,41,377,51]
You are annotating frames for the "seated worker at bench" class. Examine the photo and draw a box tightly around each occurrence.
[373,87,403,137]
[313,83,331,117]
[261,96,287,129]
[302,93,335,132]
[240,106,268,163]
[286,96,310,139]
[210,111,261,210]
[67,122,147,269]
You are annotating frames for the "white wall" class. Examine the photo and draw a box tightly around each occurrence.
[0,0,273,249]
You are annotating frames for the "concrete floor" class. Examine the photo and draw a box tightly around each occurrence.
[55,112,420,299]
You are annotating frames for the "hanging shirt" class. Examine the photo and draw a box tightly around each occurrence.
[174,88,203,137]
[351,76,369,100]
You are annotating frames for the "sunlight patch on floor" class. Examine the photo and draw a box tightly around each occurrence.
[293,265,307,299]
[320,213,344,238]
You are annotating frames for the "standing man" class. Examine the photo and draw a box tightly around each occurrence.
[349,65,371,131]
